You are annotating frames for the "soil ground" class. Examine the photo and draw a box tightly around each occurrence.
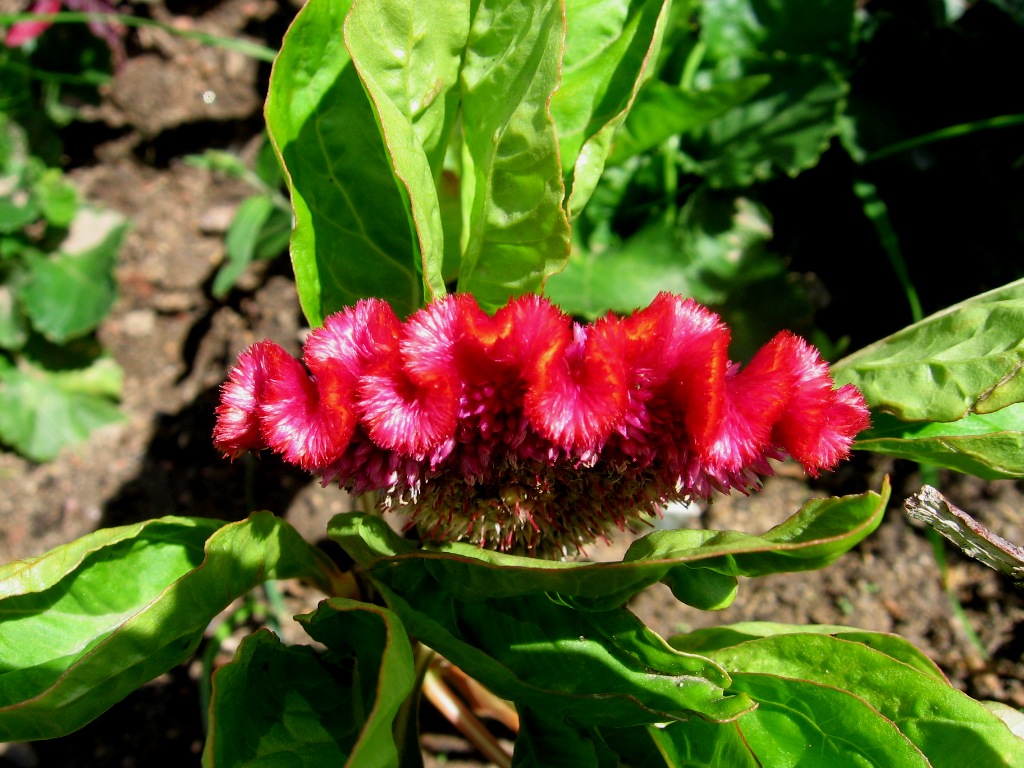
[0,3,1022,766]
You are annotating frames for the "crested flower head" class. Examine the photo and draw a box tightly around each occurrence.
[214,293,870,557]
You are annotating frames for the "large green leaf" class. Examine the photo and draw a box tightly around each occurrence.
[204,599,414,768]
[855,405,1024,480]
[0,513,337,740]
[726,674,930,767]
[551,0,671,216]
[19,211,126,342]
[670,621,947,681]
[344,0,469,302]
[709,634,1024,767]
[265,0,422,323]
[646,718,761,767]
[456,0,571,307]
[0,351,123,462]
[331,479,888,612]
[833,277,1024,422]
[369,566,753,729]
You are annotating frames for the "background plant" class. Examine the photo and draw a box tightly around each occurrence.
[1,1,1023,766]
[0,22,126,461]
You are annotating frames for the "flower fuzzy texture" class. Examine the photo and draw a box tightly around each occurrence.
[214,293,870,557]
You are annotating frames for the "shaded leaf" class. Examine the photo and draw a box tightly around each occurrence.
[606,75,769,165]
[368,569,752,729]
[204,599,414,768]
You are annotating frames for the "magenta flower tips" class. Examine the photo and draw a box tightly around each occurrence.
[214,293,871,556]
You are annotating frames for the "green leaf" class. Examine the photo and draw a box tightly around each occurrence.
[855,404,1024,480]
[0,513,336,740]
[727,673,930,767]
[368,570,753,729]
[682,55,847,188]
[298,598,416,768]
[343,0,466,303]
[34,168,78,228]
[330,479,889,613]
[647,719,760,767]
[0,283,28,349]
[265,0,422,323]
[547,189,811,359]
[669,622,947,681]
[551,0,671,216]
[700,0,857,62]
[204,599,414,768]
[0,352,124,461]
[606,75,770,165]
[710,634,1024,767]
[212,195,283,299]
[19,211,126,342]
[456,0,571,307]
[833,277,1024,422]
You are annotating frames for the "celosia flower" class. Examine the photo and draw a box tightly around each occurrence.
[214,293,870,557]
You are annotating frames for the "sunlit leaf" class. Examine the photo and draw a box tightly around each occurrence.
[855,404,1024,479]
[833,277,1024,422]
[0,513,336,740]
[456,0,571,307]
[710,633,1024,767]
[265,0,422,322]
[0,351,123,461]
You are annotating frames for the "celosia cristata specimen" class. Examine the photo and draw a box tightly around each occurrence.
[214,293,869,556]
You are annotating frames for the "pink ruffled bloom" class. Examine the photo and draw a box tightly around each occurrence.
[214,293,870,556]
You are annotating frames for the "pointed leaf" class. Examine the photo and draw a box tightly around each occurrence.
[330,479,889,612]
[855,405,1024,480]
[0,513,336,740]
[265,0,422,323]
[710,634,1024,767]
[457,0,571,307]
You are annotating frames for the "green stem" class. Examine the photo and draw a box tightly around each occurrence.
[0,11,278,62]
[852,178,923,323]
[865,113,1024,164]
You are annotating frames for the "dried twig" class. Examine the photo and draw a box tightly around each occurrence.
[904,485,1024,584]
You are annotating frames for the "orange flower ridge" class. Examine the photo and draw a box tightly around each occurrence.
[214,293,870,556]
